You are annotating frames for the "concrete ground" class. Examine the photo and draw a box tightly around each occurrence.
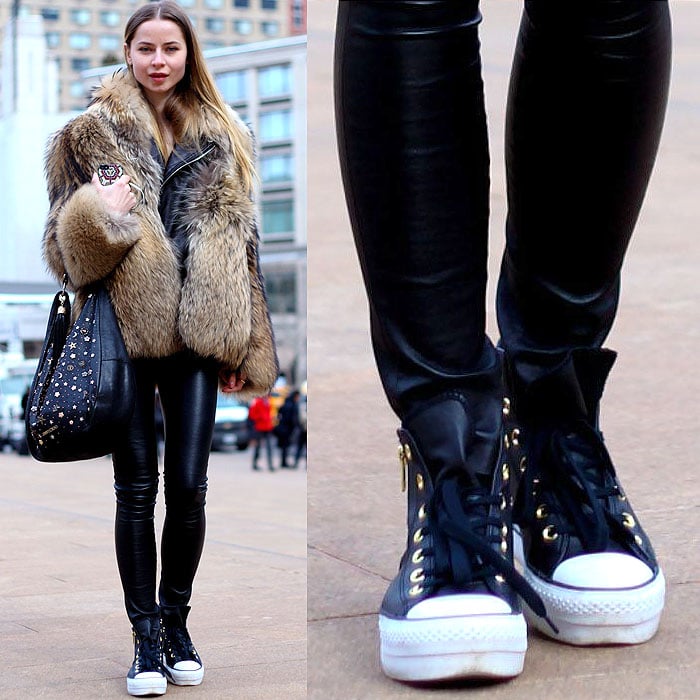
[308,1,700,699]
[0,447,306,699]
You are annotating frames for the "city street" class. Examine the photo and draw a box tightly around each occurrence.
[0,447,306,699]
[308,1,700,698]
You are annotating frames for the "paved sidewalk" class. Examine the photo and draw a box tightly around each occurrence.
[308,1,700,698]
[1,448,306,699]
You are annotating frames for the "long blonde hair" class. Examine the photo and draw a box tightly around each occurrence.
[124,1,255,192]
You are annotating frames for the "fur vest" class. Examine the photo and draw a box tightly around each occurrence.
[43,70,278,399]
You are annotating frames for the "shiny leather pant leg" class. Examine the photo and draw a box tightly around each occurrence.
[335,0,497,421]
[112,353,218,625]
[497,1,672,388]
[335,0,671,417]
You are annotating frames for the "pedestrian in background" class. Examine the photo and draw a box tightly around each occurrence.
[276,390,300,468]
[249,395,276,471]
[294,389,307,469]
[42,1,278,694]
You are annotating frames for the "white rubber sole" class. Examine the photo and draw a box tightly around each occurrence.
[164,663,204,686]
[513,533,665,645]
[379,612,527,681]
[126,673,167,696]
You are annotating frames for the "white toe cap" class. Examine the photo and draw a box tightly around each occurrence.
[552,552,654,589]
[173,660,202,671]
[407,594,513,619]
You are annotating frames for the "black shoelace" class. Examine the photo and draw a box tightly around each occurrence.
[164,625,200,665]
[526,419,628,551]
[424,470,556,631]
[133,632,164,674]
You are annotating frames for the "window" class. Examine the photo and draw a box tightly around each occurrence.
[41,8,60,21]
[71,9,91,26]
[178,0,195,6]
[264,269,297,314]
[292,0,305,29]
[70,80,86,98]
[205,0,224,7]
[261,0,277,9]
[260,153,294,183]
[233,0,250,7]
[100,11,120,27]
[261,21,279,37]
[216,70,247,103]
[259,109,293,142]
[99,34,121,51]
[261,199,294,237]
[69,33,92,50]
[233,19,253,35]
[205,17,224,33]
[258,65,290,96]
[72,58,91,72]
[46,32,61,49]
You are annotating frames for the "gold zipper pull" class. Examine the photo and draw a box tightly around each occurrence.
[398,444,407,493]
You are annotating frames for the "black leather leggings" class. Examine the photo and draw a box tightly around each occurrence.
[335,0,671,419]
[112,352,219,625]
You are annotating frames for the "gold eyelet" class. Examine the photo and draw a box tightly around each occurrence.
[542,525,558,542]
[535,504,548,520]
[404,444,412,462]
[501,463,510,482]
[413,528,424,544]
[501,524,508,537]
[504,433,511,449]
[409,568,425,584]
[416,473,424,491]
[634,534,643,546]
[622,512,636,529]
[408,584,424,597]
[502,397,511,416]
[418,504,427,521]
[500,540,508,553]
[411,548,424,564]
[500,495,507,510]
[511,428,520,446]
[495,574,505,584]
[519,456,527,473]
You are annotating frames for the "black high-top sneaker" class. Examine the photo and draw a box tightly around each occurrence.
[161,607,204,686]
[127,617,167,697]
[509,349,665,645]
[378,393,551,682]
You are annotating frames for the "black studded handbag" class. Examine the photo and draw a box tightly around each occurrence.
[25,278,135,462]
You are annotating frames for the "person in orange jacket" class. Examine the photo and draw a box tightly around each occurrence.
[248,395,275,471]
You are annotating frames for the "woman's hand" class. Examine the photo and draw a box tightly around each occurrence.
[91,172,136,216]
[220,368,247,393]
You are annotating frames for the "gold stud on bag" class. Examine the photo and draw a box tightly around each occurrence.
[25,277,135,462]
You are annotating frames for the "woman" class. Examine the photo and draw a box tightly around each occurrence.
[42,2,278,695]
[335,0,670,684]
[276,390,300,468]
[248,394,275,471]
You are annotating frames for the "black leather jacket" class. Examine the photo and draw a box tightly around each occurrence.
[152,139,217,273]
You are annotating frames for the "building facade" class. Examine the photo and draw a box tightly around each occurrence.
[0,0,306,113]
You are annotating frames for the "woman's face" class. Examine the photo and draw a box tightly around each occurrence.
[125,19,188,106]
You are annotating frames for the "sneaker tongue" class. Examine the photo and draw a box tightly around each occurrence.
[404,395,499,484]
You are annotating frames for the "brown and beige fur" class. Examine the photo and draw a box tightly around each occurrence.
[43,70,278,399]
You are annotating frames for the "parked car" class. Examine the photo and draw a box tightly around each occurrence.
[0,362,36,450]
[210,394,250,451]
